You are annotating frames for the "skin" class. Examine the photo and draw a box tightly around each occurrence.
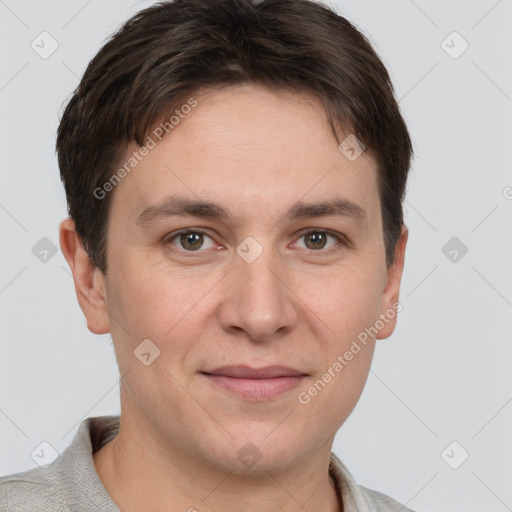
[60,83,408,512]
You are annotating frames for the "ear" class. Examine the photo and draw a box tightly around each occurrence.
[376,225,408,340]
[59,218,110,335]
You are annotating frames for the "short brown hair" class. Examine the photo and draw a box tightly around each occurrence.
[56,0,413,274]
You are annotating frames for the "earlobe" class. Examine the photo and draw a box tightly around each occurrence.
[376,225,408,340]
[59,218,110,335]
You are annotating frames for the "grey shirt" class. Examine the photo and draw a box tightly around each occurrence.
[0,416,414,511]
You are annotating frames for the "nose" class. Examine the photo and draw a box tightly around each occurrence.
[218,242,299,342]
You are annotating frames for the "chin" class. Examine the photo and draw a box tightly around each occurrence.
[200,428,310,475]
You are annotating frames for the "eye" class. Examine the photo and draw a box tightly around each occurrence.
[164,228,346,255]
[293,229,345,251]
[165,229,216,252]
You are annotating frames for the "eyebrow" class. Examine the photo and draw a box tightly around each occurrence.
[135,194,367,227]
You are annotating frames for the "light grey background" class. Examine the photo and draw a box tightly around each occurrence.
[1,1,511,510]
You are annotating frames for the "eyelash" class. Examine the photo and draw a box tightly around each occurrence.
[163,228,347,255]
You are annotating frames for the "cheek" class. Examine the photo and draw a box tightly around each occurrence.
[107,257,183,332]
[301,268,381,408]
[105,259,216,378]
[310,267,384,340]
[295,340,375,442]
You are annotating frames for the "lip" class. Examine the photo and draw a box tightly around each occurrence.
[201,365,307,401]
[204,365,305,379]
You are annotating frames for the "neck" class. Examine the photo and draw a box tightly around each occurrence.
[93,414,343,512]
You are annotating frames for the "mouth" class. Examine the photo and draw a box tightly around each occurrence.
[201,365,307,401]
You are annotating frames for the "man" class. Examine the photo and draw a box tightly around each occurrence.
[0,0,414,510]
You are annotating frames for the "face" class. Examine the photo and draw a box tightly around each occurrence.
[67,83,407,474]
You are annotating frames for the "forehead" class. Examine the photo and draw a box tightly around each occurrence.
[110,84,380,226]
